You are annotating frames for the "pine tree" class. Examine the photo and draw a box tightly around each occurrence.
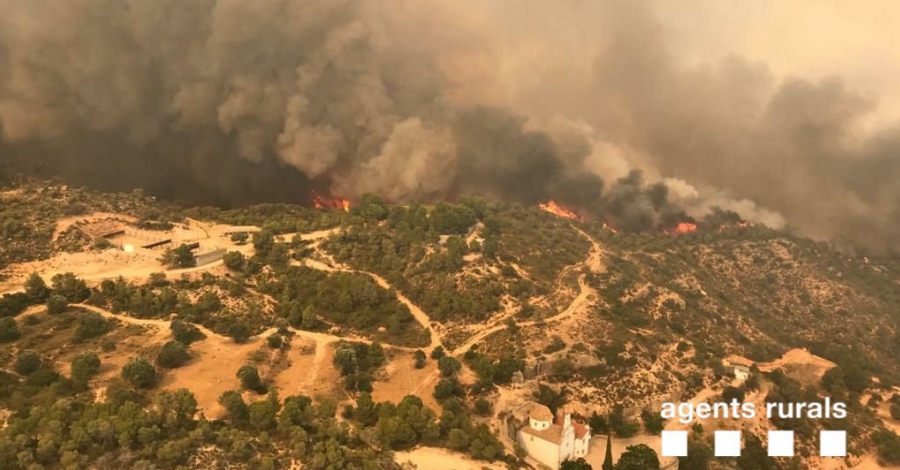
[602,434,614,470]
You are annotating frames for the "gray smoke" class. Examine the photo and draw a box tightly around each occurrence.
[0,0,898,249]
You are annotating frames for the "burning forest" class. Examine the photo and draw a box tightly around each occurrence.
[1,0,899,251]
[538,200,582,221]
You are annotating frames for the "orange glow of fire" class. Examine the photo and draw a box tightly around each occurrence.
[669,222,698,235]
[539,200,581,221]
[311,191,350,212]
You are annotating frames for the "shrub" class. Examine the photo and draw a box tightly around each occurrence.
[122,358,158,389]
[430,346,446,360]
[641,408,665,434]
[0,317,19,343]
[46,295,69,315]
[157,341,191,368]
[14,350,42,375]
[74,311,112,342]
[24,273,50,302]
[414,350,426,369]
[474,397,493,416]
[266,335,283,349]
[438,356,461,377]
[891,402,900,421]
[223,251,246,271]
[71,351,101,383]
[230,233,249,245]
[92,237,113,250]
[228,323,251,343]
[171,320,206,345]
[237,365,265,393]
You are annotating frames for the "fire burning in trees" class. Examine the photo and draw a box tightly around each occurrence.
[311,191,350,211]
[668,222,698,235]
[539,200,582,221]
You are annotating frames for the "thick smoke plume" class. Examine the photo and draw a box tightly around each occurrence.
[0,0,898,249]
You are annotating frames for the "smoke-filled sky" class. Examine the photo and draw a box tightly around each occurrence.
[1,0,900,250]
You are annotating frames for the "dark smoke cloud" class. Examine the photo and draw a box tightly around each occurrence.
[0,0,898,250]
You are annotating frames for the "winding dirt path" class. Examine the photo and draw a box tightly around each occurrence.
[410,225,605,397]
[297,253,442,351]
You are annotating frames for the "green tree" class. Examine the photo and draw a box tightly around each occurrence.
[157,388,199,430]
[122,358,158,389]
[301,305,318,329]
[610,404,639,438]
[148,272,168,287]
[737,432,779,470]
[267,243,290,269]
[355,392,378,427]
[602,434,614,470]
[228,323,251,343]
[157,340,191,368]
[474,397,493,416]
[70,351,101,384]
[14,350,42,375]
[267,334,283,349]
[414,350,427,369]
[223,251,245,271]
[615,444,660,470]
[24,273,50,302]
[678,433,713,470]
[160,244,196,269]
[74,311,112,342]
[641,408,665,434]
[231,232,249,245]
[253,230,275,258]
[891,402,900,420]
[237,365,265,393]
[46,294,69,314]
[171,320,206,345]
[249,399,278,431]
[50,272,90,302]
[430,346,446,360]
[438,356,461,377]
[433,378,464,401]
[219,390,250,423]
[562,458,593,470]
[0,317,19,343]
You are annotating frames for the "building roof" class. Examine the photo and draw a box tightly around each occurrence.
[520,423,565,444]
[529,404,554,421]
[573,422,589,439]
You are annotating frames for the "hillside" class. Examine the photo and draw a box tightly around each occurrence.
[3,181,900,469]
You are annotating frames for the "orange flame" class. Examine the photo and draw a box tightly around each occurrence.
[669,222,697,235]
[311,191,350,212]
[539,200,581,221]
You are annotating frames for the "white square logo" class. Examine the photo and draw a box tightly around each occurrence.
[821,430,847,457]
[715,430,742,457]
[768,430,794,457]
[661,430,688,457]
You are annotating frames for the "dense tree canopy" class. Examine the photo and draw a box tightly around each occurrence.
[122,358,158,389]
[157,341,191,368]
[615,444,660,470]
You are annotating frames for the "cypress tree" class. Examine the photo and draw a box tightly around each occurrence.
[602,434,614,470]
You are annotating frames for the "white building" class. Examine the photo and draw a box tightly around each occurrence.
[733,365,751,381]
[516,404,591,470]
